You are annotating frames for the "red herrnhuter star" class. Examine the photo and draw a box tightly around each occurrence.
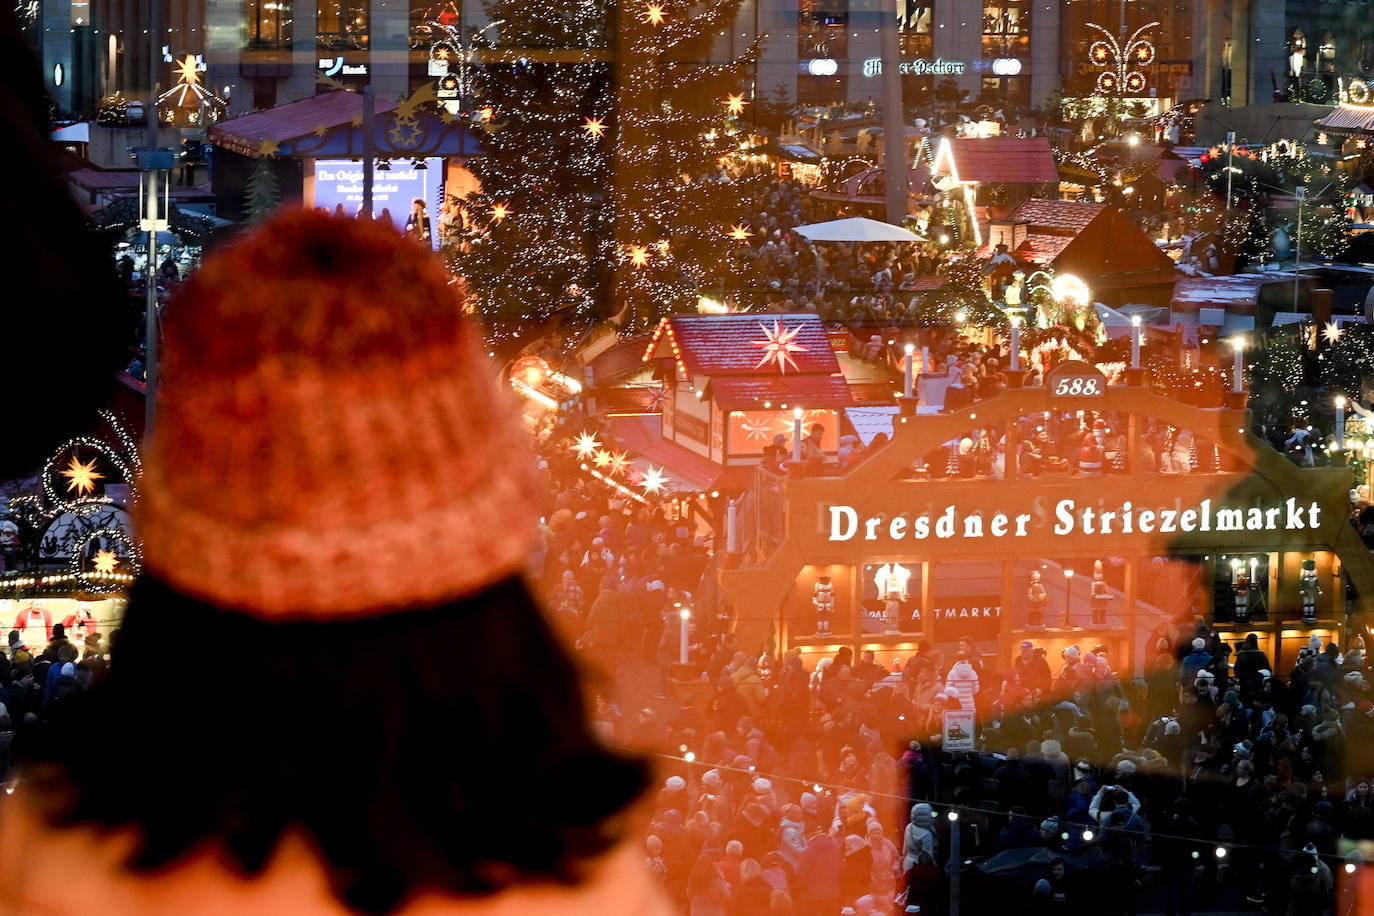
[751,320,809,373]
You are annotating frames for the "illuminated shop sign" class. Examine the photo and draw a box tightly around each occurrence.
[862,57,967,78]
[827,497,1324,543]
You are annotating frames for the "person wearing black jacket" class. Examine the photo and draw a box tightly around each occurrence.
[1155,799,1202,916]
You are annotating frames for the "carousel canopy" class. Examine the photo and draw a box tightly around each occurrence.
[794,216,923,243]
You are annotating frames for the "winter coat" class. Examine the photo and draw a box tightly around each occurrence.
[944,661,980,711]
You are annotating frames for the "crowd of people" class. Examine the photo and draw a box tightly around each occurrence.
[505,412,1374,915]
[4,394,1373,914]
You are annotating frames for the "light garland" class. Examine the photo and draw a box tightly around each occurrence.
[1084,21,1159,96]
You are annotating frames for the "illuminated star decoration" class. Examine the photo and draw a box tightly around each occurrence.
[92,549,119,575]
[724,93,748,116]
[60,455,105,495]
[645,384,668,411]
[583,116,606,137]
[1323,321,1343,344]
[740,414,775,443]
[491,202,510,221]
[628,244,651,267]
[592,448,614,468]
[728,224,753,240]
[572,431,602,459]
[643,2,665,24]
[608,451,631,476]
[751,320,810,373]
[639,465,669,495]
[478,106,495,121]
[435,46,450,59]
[174,54,202,85]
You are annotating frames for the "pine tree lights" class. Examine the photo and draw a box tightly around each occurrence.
[609,0,764,329]
[454,0,764,340]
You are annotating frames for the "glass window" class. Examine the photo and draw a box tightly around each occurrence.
[246,0,292,49]
[317,0,369,52]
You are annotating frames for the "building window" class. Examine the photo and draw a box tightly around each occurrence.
[898,0,932,58]
[246,0,292,49]
[317,0,369,52]
[982,1,1029,58]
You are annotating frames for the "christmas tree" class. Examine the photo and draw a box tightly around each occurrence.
[244,156,279,223]
[454,0,763,337]
[914,255,1008,327]
[450,0,614,339]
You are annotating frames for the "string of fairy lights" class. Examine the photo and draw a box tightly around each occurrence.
[1,410,142,596]
[453,0,769,335]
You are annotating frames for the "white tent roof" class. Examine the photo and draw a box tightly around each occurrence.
[51,122,90,143]
[794,216,924,242]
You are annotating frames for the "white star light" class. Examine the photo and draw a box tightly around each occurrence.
[1323,321,1342,344]
[639,465,669,495]
[571,431,602,459]
[751,320,809,373]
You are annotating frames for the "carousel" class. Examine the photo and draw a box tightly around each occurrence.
[1,412,140,647]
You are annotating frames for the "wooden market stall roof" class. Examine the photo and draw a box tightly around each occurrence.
[643,313,841,377]
[932,136,1060,185]
[1315,104,1374,138]
[209,91,395,156]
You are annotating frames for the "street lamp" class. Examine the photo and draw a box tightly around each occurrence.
[1063,568,1074,628]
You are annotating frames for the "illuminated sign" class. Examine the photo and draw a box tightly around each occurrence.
[318,57,367,76]
[827,497,1324,543]
[862,57,966,78]
[311,159,444,249]
[804,58,839,76]
[991,57,1022,76]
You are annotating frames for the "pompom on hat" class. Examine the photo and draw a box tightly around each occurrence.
[136,209,541,618]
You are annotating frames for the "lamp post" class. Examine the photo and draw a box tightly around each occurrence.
[903,343,915,399]
[1010,316,1022,371]
[1293,185,1306,315]
[678,607,691,665]
[1130,315,1141,369]
[1230,336,1246,393]
[792,407,804,463]
[1225,131,1236,210]
[1063,568,1074,628]
[1336,396,1347,452]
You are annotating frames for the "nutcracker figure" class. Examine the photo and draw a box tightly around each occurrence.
[1089,560,1110,628]
[1300,558,1322,623]
[813,576,834,636]
[1231,559,1251,623]
[1027,570,1048,629]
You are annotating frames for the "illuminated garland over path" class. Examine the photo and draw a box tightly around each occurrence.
[452,0,766,337]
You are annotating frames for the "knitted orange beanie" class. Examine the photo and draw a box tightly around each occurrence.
[136,209,541,618]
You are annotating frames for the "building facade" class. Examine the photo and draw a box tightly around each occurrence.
[33,0,1292,122]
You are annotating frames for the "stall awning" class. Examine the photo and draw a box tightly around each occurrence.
[209,90,482,159]
[606,416,755,493]
[709,375,854,410]
[1316,105,1374,137]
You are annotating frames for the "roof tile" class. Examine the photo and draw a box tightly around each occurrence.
[944,137,1059,184]
[650,313,840,376]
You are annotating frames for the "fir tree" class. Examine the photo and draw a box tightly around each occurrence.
[915,255,1008,327]
[451,0,614,336]
[454,0,763,336]
[244,156,279,223]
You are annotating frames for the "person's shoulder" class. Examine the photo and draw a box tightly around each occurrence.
[0,801,677,916]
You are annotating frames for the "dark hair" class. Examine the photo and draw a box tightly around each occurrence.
[23,575,647,914]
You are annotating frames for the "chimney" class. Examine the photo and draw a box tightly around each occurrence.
[1312,287,1333,327]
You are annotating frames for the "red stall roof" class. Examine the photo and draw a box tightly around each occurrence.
[643,313,840,376]
[936,137,1060,184]
[709,375,854,410]
[209,90,396,157]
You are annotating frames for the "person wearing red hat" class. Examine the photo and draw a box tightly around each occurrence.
[0,210,672,915]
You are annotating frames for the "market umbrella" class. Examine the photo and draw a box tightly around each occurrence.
[793,216,925,243]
